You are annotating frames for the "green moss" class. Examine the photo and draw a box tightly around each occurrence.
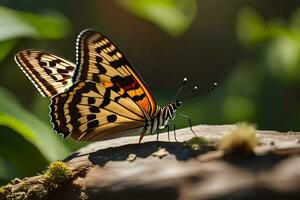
[43,161,74,187]
[219,123,257,155]
[184,136,209,150]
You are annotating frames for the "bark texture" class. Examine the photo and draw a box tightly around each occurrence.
[2,125,300,200]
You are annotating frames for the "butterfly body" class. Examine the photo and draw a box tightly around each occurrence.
[15,29,185,143]
[146,101,182,135]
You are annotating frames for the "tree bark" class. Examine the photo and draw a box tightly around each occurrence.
[2,125,300,200]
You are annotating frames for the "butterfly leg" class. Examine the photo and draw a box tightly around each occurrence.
[136,128,149,149]
[155,129,161,148]
[167,123,177,142]
[156,129,160,141]
[177,113,198,138]
[138,131,146,144]
[165,125,171,142]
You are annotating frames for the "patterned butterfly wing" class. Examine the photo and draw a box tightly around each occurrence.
[50,81,148,141]
[73,29,157,117]
[15,50,75,97]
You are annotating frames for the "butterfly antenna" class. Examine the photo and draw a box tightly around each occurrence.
[172,77,188,102]
[198,82,217,97]
[179,82,217,101]
[178,86,198,101]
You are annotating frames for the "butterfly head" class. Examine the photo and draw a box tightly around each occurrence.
[167,100,182,120]
[174,100,182,108]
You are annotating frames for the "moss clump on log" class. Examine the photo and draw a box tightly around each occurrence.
[0,161,74,199]
[43,161,74,188]
[219,123,257,154]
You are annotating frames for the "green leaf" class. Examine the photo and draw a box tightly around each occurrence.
[0,88,70,162]
[15,10,71,40]
[0,6,70,41]
[0,6,71,61]
[117,0,197,36]
[0,7,37,41]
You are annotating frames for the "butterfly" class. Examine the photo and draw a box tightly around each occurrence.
[15,29,216,143]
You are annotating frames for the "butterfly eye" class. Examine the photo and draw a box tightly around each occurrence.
[176,101,182,107]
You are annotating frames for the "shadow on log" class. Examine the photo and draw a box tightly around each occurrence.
[65,141,213,166]
[1,125,300,200]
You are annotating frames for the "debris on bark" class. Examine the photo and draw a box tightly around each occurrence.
[1,124,300,200]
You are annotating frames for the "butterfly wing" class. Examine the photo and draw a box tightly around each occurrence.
[50,81,147,141]
[73,29,157,117]
[15,50,75,97]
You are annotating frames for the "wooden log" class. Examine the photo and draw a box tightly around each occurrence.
[1,125,300,200]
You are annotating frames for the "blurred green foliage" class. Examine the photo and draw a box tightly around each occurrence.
[0,6,70,61]
[0,80,70,184]
[0,6,71,185]
[0,1,300,187]
[237,7,300,83]
[168,6,300,131]
[222,7,300,128]
[0,88,70,161]
[118,0,197,36]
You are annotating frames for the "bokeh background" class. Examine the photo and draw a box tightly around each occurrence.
[0,0,300,185]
